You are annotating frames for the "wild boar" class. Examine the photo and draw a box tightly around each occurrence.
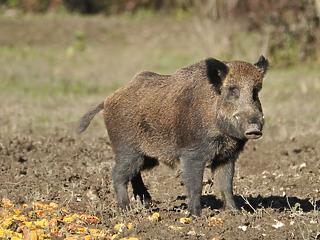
[77,56,269,216]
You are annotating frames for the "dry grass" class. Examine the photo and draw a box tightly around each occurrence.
[1,13,319,139]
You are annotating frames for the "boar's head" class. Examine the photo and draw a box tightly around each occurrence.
[206,56,269,140]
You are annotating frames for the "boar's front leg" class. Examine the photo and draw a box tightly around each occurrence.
[181,155,206,216]
[211,158,238,210]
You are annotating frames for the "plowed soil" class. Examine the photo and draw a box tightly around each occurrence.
[1,130,319,239]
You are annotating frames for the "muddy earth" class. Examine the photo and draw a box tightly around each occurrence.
[0,130,319,239]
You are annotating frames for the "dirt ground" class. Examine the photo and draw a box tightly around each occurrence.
[0,14,320,240]
[1,129,319,239]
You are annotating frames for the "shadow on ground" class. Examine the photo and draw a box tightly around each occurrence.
[200,195,320,213]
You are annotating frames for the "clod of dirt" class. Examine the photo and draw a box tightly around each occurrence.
[292,148,302,154]
[280,150,289,156]
[17,156,28,163]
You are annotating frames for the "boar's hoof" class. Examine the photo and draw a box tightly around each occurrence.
[119,204,132,212]
[143,198,152,208]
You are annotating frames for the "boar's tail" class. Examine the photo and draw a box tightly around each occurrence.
[77,101,104,134]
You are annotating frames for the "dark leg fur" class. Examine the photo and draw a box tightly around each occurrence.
[141,155,159,170]
[181,156,206,216]
[130,155,157,206]
[131,172,152,207]
[112,150,143,210]
[112,151,156,210]
[212,159,238,210]
[112,162,131,210]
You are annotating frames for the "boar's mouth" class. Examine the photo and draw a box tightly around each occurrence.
[244,127,262,139]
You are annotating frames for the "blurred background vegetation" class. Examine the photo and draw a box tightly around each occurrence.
[0,0,319,66]
[0,0,320,137]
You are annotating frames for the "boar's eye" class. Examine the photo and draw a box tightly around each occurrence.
[226,86,240,100]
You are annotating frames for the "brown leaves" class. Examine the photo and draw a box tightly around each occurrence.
[2,198,14,209]
[1,198,228,239]
[0,198,111,240]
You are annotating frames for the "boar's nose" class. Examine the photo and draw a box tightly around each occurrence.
[245,123,262,139]
[245,116,263,139]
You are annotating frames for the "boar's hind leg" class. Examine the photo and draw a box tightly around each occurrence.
[112,162,131,210]
[131,172,152,207]
[212,159,238,210]
[181,156,206,216]
[112,151,144,210]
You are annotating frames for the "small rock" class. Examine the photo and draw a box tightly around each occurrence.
[86,190,99,202]
[187,230,196,236]
[280,150,289,156]
[238,225,247,231]
[18,156,27,163]
[293,148,302,154]
[272,220,285,229]
[299,163,306,170]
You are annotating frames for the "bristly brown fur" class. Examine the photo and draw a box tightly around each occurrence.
[78,56,268,216]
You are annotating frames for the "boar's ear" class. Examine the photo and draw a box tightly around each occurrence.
[254,55,269,75]
[205,58,228,94]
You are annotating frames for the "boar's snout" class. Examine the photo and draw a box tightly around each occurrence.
[244,115,263,139]
[233,112,264,140]
[244,124,262,139]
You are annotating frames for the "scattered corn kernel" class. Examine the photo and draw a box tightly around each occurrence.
[179,217,192,224]
[114,223,126,232]
[111,233,119,240]
[208,217,224,226]
[148,212,161,222]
